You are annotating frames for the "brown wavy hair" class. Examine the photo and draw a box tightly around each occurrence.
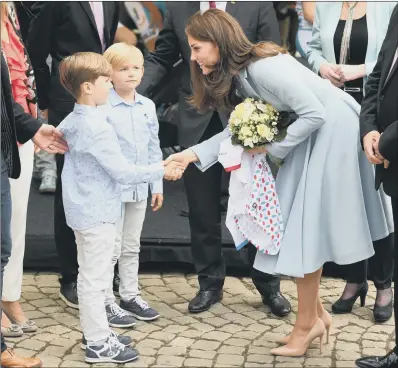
[185,9,287,113]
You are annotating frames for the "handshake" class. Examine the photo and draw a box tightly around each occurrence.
[162,148,199,181]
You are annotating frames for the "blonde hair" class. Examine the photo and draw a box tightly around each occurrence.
[59,52,112,98]
[103,42,143,68]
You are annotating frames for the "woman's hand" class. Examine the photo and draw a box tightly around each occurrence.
[319,63,344,87]
[164,149,199,167]
[244,146,268,155]
[337,64,366,83]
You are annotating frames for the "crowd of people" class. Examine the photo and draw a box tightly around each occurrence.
[0,1,397,367]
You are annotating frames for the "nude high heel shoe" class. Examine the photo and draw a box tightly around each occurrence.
[277,310,332,345]
[271,318,326,357]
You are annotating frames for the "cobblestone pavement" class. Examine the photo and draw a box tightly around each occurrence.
[6,273,395,367]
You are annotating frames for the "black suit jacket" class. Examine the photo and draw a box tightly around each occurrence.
[1,54,41,179]
[137,2,281,148]
[360,5,398,198]
[27,1,119,118]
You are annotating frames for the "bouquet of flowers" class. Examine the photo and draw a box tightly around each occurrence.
[229,98,295,166]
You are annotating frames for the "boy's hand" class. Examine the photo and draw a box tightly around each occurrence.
[151,193,164,211]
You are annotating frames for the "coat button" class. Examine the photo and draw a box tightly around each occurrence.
[380,94,385,101]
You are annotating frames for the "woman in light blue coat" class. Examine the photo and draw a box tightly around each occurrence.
[307,1,396,320]
[167,9,394,357]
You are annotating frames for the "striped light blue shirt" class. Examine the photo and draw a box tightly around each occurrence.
[58,104,164,231]
[101,89,163,202]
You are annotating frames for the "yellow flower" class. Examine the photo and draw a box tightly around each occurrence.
[256,124,270,138]
[240,126,252,137]
[233,103,246,120]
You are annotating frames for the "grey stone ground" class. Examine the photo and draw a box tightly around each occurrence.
[6,273,395,367]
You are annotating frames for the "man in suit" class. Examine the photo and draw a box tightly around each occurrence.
[27,1,119,308]
[356,5,398,368]
[1,53,67,368]
[138,1,291,316]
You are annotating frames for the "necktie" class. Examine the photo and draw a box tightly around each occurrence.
[209,1,217,9]
[89,1,105,51]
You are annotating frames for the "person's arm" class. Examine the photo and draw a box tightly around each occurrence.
[360,5,398,141]
[147,103,163,194]
[12,98,41,143]
[256,2,282,45]
[88,125,165,186]
[302,2,316,24]
[13,98,68,154]
[26,2,55,111]
[251,59,326,160]
[307,4,329,74]
[379,121,398,162]
[136,5,182,97]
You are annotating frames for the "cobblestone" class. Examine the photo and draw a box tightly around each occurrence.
[5,273,394,367]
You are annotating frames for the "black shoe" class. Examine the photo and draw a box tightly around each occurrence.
[188,290,223,313]
[59,281,78,309]
[262,292,291,317]
[332,282,368,314]
[113,272,120,297]
[373,290,393,323]
[355,349,398,367]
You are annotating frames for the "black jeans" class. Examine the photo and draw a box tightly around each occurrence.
[50,109,79,285]
[346,233,394,289]
[183,112,280,295]
[1,155,12,353]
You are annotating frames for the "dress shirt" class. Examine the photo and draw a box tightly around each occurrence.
[200,1,227,13]
[58,104,164,230]
[101,89,163,202]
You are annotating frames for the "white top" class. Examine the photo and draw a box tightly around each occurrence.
[200,1,227,13]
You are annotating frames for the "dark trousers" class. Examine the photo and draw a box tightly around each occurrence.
[1,155,12,353]
[392,198,398,346]
[183,112,280,295]
[50,109,79,285]
[346,233,394,289]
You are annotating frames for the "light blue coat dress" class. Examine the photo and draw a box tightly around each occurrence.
[191,54,394,278]
[307,2,397,90]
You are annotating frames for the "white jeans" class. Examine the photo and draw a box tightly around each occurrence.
[75,223,115,344]
[105,200,147,305]
[3,141,34,302]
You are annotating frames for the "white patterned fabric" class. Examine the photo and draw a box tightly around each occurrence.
[219,138,284,255]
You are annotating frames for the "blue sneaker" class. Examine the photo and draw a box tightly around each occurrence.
[85,334,139,364]
[120,296,160,321]
[81,331,132,350]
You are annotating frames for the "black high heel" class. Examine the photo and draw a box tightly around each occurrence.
[373,288,393,323]
[332,282,368,314]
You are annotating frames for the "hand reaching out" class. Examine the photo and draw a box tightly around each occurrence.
[164,149,199,167]
[32,125,68,154]
[163,160,186,181]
